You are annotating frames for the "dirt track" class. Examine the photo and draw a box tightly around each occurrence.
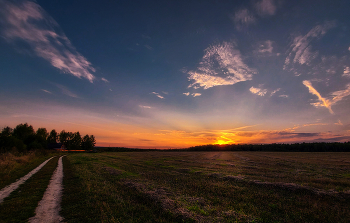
[0,157,54,203]
[29,156,65,223]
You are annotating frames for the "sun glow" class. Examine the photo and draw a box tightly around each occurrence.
[215,140,230,145]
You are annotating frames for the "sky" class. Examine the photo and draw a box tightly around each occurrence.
[1,0,350,148]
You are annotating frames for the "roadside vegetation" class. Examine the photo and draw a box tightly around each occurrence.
[0,150,53,189]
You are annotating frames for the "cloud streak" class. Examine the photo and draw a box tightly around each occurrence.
[303,80,350,114]
[41,89,52,94]
[151,92,164,99]
[284,21,336,71]
[303,80,333,114]
[188,41,257,89]
[101,78,109,83]
[55,84,79,98]
[0,0,96,82]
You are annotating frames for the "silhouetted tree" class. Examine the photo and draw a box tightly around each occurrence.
[36,128,48,140]
[0,126,26,152]
[1,126,13,137]
[13,123,35,144]
[59,130,70,149]
[81,134,96,150]
[69,132,82,150]
[47,129,58,144]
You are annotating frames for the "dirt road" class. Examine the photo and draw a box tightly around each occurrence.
[0,157,54,203]
[29,156,65,223]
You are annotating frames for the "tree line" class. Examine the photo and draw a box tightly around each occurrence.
[184,142,350,152]
[0,123,96,153]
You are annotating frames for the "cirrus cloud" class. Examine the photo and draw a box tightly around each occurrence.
[188,41,257,90]
[284,21,336,71]
[0,0,96,82]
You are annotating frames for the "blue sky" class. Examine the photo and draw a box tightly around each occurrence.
[1,0,350,148]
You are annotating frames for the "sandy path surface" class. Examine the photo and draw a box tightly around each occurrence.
[0,157,54,203]
[29,156,65,223]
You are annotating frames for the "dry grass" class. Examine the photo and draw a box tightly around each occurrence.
[0,150,55,189]
[60,151,350,222]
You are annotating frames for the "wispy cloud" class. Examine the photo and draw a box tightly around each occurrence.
[183,92,201,97]
[101,77,109,83]
[304,80,350,114]
[284,21,336,71]
[270,88,281,96]
[41,89,52,94]
[55,84,79,98]
[188,41,257,89]
[254,0,277,16]
[343,67,350,77]
[0,0,96,82]
[144,45,153,50]
[231,9,256,29]
[303,123,327,127]
[257,40,274,54]
[330,84,350,105]
[151,92,164,99]
[139,105,151,109]
[302,80,333,114]
[249,86,267,96]
[192,93,201,97]
[335,120,343,126]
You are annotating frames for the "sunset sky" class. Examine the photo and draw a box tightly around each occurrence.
[1,0,350,148]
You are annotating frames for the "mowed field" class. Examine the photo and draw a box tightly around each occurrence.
[1,151,350,222]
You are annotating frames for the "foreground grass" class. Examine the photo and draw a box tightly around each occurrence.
[0,156,60,223]
[61,156,178,223]
[61,152,350,222]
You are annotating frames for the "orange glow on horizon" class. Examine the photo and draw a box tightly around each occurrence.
[214,140,230,145]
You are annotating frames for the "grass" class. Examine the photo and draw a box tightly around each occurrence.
[60,152,350,222]
[0,150,54,189]
[1,151,350,222]
[0,156,60,223]
[61,155,179,222]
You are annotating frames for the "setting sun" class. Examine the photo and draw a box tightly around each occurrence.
[215,140,229,145]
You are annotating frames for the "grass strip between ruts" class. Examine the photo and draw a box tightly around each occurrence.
[0,156,59,223]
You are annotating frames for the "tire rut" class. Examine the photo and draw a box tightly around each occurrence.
[0,157,54,203]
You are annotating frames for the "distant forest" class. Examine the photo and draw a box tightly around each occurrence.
[184,142,350,152]
[0,123,96,153]
[98,142,350,152]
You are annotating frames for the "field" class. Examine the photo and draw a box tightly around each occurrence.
[1,151,350,222]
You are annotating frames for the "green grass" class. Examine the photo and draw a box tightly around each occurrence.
[61,155,181,222]
[1,151,349,222]
[60,152,350,222]
[0,156,60,223]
